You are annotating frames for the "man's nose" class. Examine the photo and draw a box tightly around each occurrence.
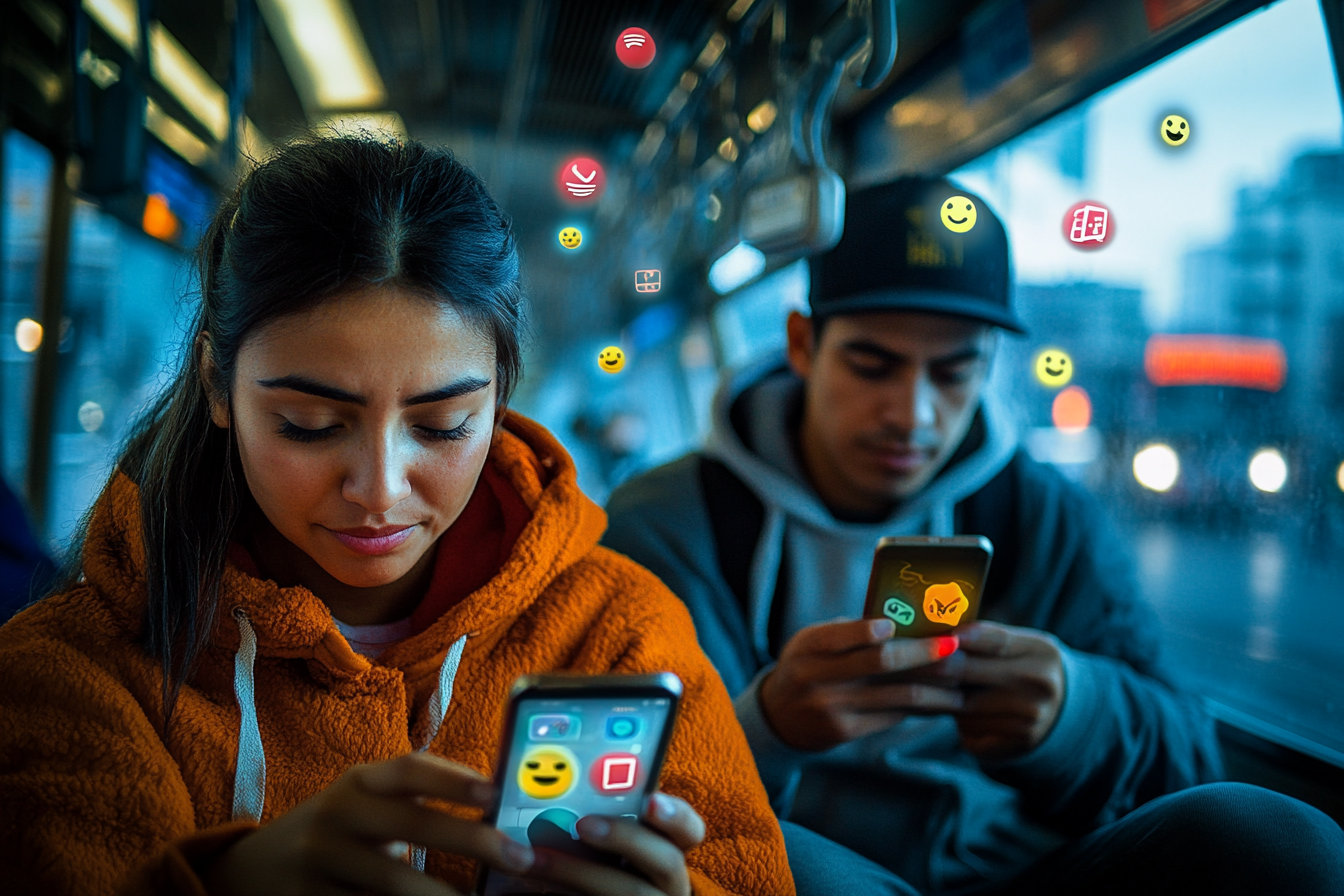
[884,370,937,431]
[342,431,413,513]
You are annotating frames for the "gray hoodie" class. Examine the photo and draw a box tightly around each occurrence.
[604,355,1222,893]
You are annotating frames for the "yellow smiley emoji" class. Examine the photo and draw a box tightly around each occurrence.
[1034,348,1073,388]
[1160,114,1189,147]
[598,345,625,373]
[558,227,583,249]
[518,746,578,800]
[940,196,977,233]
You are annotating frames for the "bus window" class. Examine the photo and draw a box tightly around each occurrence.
[949,0,1344,762]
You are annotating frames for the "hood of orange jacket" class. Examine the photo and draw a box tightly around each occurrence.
[0,411,792,896]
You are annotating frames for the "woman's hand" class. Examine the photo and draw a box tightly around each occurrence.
[200,752,533,896]
[526,792,706,896]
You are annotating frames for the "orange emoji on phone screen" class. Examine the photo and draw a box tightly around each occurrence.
[923,582,970,626]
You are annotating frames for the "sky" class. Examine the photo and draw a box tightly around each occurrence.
[953,0,1344,329]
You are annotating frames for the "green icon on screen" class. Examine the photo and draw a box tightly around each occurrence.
[883,596,916,626]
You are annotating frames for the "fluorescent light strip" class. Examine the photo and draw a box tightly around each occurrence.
[149,23,230,141]
[145,98,212,166]
[83,0,139,55]
[257,0,387,110]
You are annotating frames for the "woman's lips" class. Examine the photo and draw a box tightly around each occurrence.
[328,525,417,556]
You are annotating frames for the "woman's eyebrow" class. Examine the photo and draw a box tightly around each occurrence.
[256,374,491,407]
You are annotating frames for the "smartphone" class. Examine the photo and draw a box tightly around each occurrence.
[862,535,994,638]
[475,673,683,896]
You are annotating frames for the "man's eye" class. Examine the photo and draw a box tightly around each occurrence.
[847,360,889,380]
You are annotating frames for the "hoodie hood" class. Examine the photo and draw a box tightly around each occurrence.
[81,410,607,676]
[702,353,1017,660]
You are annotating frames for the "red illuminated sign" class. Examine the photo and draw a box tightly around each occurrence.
[1144,335,1286,392]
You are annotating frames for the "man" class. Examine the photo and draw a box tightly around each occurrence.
[603,177,1344,894]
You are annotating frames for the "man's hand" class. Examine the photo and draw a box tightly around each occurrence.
[758,618,963,752]
[934,621,1066,761]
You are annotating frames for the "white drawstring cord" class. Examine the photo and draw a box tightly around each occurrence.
[231,607,267,823]
[411,634,469,872]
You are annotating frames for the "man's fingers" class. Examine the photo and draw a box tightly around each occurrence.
[792,618,894,656]
[956,622,1050,658]
[802,636,952,682]
[843,681,965,714]
[353,753,494,806]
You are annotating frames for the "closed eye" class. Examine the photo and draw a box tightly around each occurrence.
[276,419,475,444]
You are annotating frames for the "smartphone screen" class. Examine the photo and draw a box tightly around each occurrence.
[480,681,678,896]
[863,536,994,639]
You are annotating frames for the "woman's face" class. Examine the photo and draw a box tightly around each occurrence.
[211,286,498,589]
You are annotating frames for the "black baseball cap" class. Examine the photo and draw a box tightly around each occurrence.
[810,176,1027,334]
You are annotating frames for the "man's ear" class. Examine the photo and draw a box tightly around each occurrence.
[785,310,817,380]
[197,333,230,429]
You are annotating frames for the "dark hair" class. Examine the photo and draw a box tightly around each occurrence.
[58,135,525,729]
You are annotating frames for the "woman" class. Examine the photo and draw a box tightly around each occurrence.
[0,136,792,896]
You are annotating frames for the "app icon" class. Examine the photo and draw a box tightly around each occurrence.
[526,807,581,850]
[1034,348,1073,388]
[923,582,970,626]
[940,195,977,233]
[518,745,579,800]
[558,227,583,249]
[605,716,642,740]
[598,345,625,374]
[883,596,916,626]
[1160,113,1189,146]
[590,753,640,793]
[557,157,605,202]
[635,269,661,293]
[615,27,656,69]
[1064,200,1112,249]
[529,713,580,740]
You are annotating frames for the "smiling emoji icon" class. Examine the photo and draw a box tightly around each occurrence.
[1161,114,1189,147]
[518,745,578,800]
[940,196,977,233]
[598,345,625,374]
[1034,348,1073,388]
[558,227,583,249]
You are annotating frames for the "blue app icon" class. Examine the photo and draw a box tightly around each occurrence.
[605,715,642,740]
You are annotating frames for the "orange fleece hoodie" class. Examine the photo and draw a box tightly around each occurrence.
[0,412,793,896]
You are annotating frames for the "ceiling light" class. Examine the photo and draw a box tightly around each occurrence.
[1249,449,1287,493]
[717,137,739,162]
[257,0,387,110]
[83,0,139,55]
[144,98,211,166]
[746,99,777,134]
[149,23,229,141]
[726,0,758,23]
[709,242,765,295]
[1133,444,1179,492]
[15,319,43,353]
[696,32,727,71]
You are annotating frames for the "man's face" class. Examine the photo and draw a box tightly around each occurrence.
[786,310,996,515]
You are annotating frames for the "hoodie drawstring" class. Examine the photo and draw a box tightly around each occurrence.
[228,608,468,874]
[231,608,266,823]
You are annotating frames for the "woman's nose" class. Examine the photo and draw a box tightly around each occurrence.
[341,433,413,513]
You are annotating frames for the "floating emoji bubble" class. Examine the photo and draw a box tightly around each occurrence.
[883,596,916,627]
[1034,348,1073,388]
[940,196,977,233]
[518,745,578,800]
[923,582,970,626]
[1160,113,1190,147]
[598,345,625,373]
[615,27,656,69]
[558,227,583,249]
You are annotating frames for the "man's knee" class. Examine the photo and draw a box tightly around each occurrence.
[1145,782,1344,888]
[780,820,923,896]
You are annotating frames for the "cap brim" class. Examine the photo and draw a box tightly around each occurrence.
[814,289,1029,335]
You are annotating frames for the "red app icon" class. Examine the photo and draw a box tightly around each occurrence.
[557,157,605,203]
[615,28,656,69]
[1063,200,1113,249]
[590,753,640,793]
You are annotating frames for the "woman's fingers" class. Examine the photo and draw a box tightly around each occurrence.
[528,846,664,896]
[574,814,689,895]
[643,793,705,852]
[353,752,495,806]
[314,838,464,896]
[335,790,534,875]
